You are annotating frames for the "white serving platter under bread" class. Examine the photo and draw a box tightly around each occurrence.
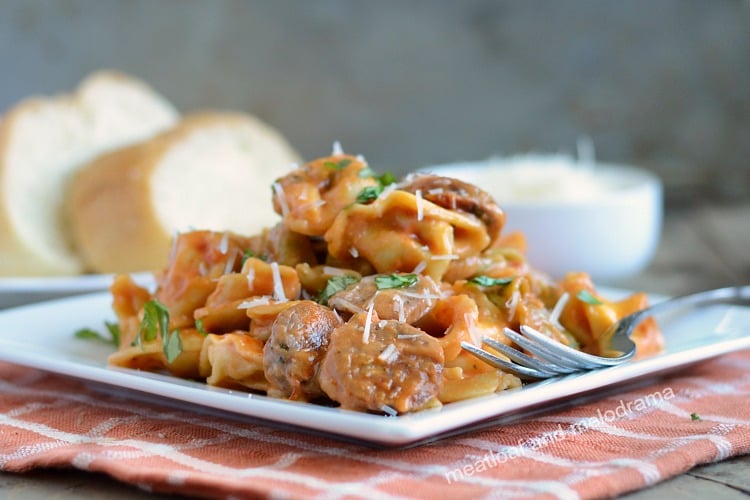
[0,272,154,309]
[0,290,748,447]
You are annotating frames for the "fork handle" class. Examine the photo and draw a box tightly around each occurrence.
[650,285,750,316]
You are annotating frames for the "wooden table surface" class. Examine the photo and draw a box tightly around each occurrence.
[1,201,749,499]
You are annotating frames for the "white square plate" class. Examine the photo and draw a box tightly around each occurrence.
[0,272,154,309]
[0,291,748,447]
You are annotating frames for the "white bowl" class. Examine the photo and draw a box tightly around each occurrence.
[422,156,663,283]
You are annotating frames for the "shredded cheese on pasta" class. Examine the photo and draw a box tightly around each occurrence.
[219,232,229,254]
[237,296,272,309]
[273,181,290,217]
[549,292,570,330]
[362,300,375,344]
[270,262,287,302]
[416,189,424,221]
[378,344,398,363]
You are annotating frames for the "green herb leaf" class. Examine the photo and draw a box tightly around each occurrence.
[133,299,170,349]
[195,318,207,336]
[355,171,397,204]
[378,171,396,186]
[356,185,382,204]
[74,328,106,341]
[690,412,701,421]
[469,275,514,287]
[375,273,418,290]
[164,329,183,363]
[105,321,121,347]
[75,322,120,347]
[324,158,352,170]
[577,290,604,305]
[317,275,360,304]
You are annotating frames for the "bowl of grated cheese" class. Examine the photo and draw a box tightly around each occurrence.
[422,154,663,283]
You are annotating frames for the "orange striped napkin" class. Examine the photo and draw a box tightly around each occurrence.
[1,351,749,499]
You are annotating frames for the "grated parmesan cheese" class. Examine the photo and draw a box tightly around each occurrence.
[464,312,481,345]
[298,199,327,211]
[223,249,238,275]
[362,300,375,344]
[332,141,344,155]
[323,266,347,277]
[412,260,427,274]
[377,183,397,201]
[349,247,359,258]
[273,182,289,217]
[380,404,398,417]
[377,344,398,363]
[219,232,229,254]
[430,254,459,261]
[270,262,287,302]
[464,154,610,203]
[394,294,406,323]
[332,298,365,314]
[397,334,420,340]
[506,290,520,322]
[237,296,271,309]
[399,290,441,301]
[416,189,424,221]
[549,292,570,330]
[332,309,343,324]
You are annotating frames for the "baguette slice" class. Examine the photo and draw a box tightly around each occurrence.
[0,71,179,276]
[68,111,301,274]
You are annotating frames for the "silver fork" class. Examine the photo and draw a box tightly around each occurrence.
[461,285,750,380]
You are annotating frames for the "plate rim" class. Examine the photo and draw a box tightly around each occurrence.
[0,291,748,447]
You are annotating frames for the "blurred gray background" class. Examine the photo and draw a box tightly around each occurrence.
[1,0,748,205]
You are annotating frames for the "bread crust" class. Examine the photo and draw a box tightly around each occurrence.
[0,70,178,276]
[68,111,301,273]
[68,136,174,273]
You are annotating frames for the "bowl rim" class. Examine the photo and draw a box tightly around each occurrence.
[421,160,663,209]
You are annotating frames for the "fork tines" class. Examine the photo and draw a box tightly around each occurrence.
[461,326,609,380]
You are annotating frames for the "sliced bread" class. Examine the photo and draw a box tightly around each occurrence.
[0,71,179,276]
[67,111,301,274]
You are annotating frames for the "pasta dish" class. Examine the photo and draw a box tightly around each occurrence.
[106,150,663,415]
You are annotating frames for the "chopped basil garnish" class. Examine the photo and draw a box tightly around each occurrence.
[74,328,102,340]
[356,183,386,203]
[133,299,169,348]
[356,186,381,203]
[375,273,418,290]
[163,329,183,363]
[324,158,352,170]
[469,275,514,287]
[690,412,701,421]
[195,318,207,336]
[317,275,360,304]
[74,321,120,347]
[377,171,396,186]
[132,299,183,362]
[355,171,396,204]
[577,290,603,305]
